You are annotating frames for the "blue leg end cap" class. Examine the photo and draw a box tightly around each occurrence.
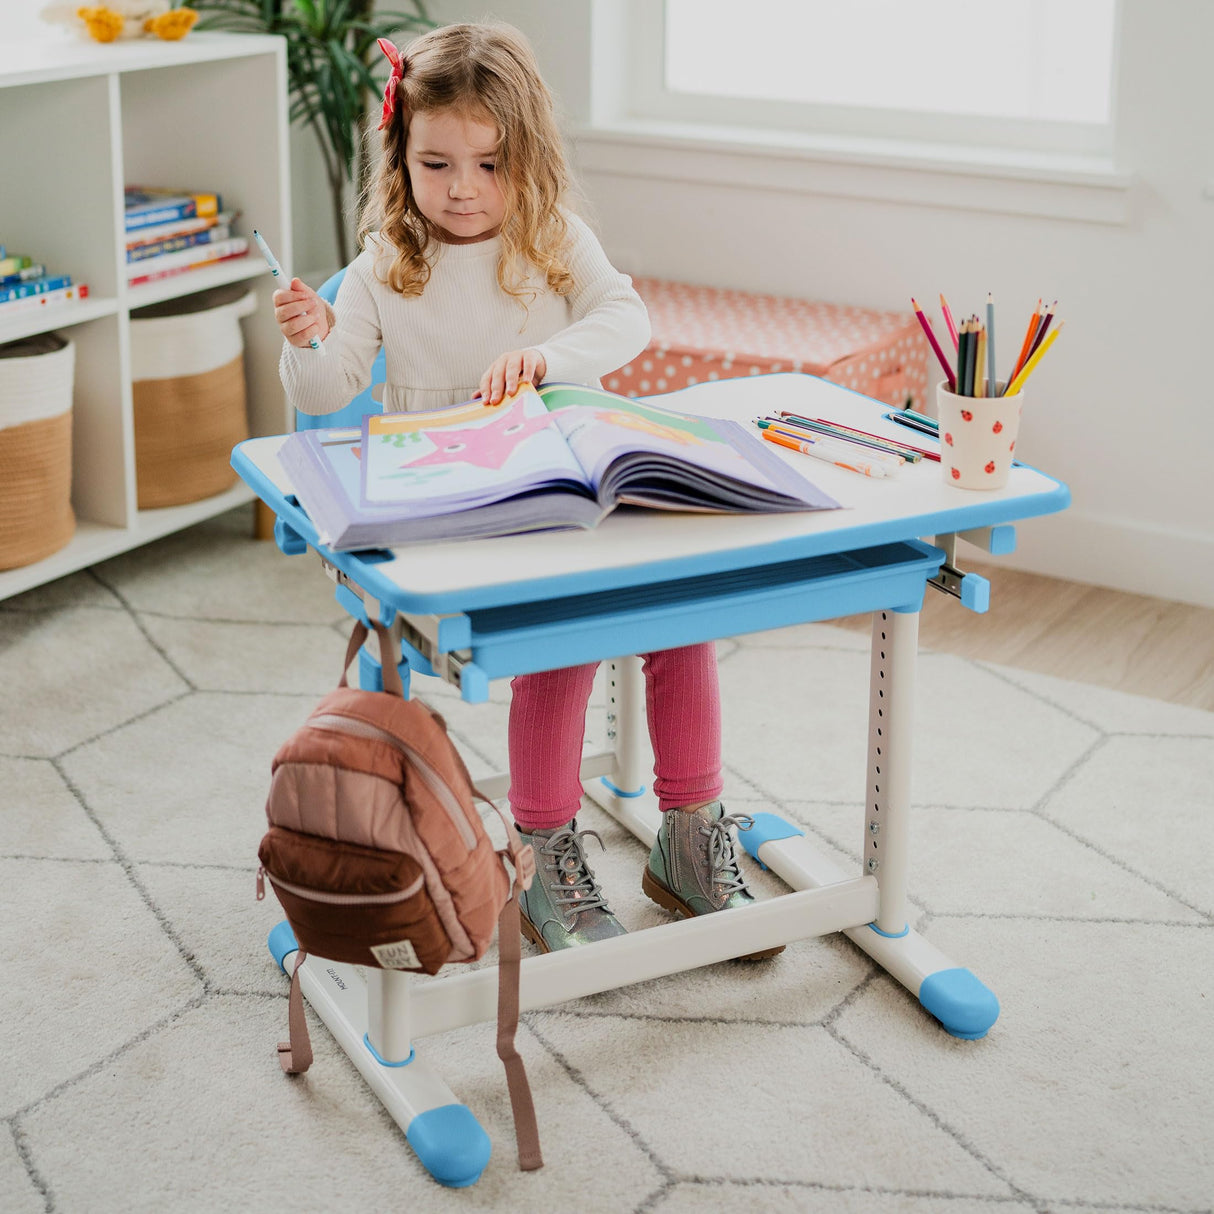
[406,1104,491,1187]
[267,921,299,973]
[919,967,1000,1039]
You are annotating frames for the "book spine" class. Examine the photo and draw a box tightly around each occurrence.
[126,236,246,280]
[125,200,198,231]
[123,190,221,230]
[126,244,248,287]
[0,274,72,304]
[125,211,231,247]
[0,263,46,287]
[0,283,89,316]
[126,226,230,263]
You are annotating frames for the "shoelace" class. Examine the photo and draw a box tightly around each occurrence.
[537,827,611,915]
[700,813,755,896]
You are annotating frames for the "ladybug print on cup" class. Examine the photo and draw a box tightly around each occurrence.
[951,467,960,479]
[945,432,953,446]
[985,461,996,474]
[961,409,973,421]
[993,420,1003,433]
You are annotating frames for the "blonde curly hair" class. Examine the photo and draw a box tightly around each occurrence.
[358,22,574,305]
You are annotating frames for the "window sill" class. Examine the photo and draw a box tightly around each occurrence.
[572,120,1133,226]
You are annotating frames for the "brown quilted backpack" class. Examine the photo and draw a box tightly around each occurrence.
[256,619,541,1170]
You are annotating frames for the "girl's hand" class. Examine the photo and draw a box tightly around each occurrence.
[273,278,330,348]
[478,348,547,404]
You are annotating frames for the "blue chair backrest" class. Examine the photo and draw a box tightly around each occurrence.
[293,265,387,431]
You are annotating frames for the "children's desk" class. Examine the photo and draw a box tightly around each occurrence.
[232,372,1069,1187]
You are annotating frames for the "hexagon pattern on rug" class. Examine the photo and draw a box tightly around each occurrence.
[2,507,1211,1212]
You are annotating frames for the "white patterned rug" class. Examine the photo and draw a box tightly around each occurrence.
[1,507,1210,1214]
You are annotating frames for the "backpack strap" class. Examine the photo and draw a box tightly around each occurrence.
[416,700,543,1169]
[278,950,314,1075]
[338,619,405,697]
[465,787,541,1171]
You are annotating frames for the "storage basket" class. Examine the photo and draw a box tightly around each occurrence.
[0,332,76,570]
[130,283,255,508]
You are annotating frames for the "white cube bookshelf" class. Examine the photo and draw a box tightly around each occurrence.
[0,32,293,599]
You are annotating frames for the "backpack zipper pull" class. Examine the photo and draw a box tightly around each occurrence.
[256,865,266,901]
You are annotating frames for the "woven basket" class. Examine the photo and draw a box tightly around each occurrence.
[130,284,255,508]
[0,332,75,570]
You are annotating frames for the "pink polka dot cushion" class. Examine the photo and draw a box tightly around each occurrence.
[605,278,929,410]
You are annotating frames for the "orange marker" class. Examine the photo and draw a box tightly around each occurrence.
[761,427,889,478]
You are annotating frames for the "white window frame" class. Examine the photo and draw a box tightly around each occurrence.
[623,0,1120,158]
[578,0,1131,227]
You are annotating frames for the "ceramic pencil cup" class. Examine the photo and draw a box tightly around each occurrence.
[936,380,1023,490]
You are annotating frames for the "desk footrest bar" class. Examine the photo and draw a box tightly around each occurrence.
[582,773,661,847]
[470,749,618,803]
[270,943,492,1185]
[408,879,877,1038]
[751,818,1000,1039]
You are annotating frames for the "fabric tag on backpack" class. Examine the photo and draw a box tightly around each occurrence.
[370,939,421,969]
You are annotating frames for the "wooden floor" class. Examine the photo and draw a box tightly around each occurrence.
[829,561,1214,713]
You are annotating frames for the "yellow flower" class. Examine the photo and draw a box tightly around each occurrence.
[76,6,126,42]
[144,7,197,40]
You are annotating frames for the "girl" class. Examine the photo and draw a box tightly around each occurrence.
[272,22,777,958]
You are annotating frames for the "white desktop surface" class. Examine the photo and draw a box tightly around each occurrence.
[236,374,1066,611]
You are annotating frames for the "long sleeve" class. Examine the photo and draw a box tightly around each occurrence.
[530,214,650,385]
[279,251,384,416]
[277,214,650,417]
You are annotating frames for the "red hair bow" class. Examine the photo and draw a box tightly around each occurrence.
[377,38,404,131]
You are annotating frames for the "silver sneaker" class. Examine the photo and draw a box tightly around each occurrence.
[643,801,784,960]
[516,819,628,952]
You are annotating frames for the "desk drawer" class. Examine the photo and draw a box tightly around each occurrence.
[461,540,942,678]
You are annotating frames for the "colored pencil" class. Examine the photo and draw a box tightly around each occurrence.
[885,411,940,439]
[1005,321,1063,396]
[940,292,960,351]
[986,292,997,396]
[769,415,919,463]
[911,297,956,389]
[775,412,938,462]
[764,416,910,463]
[900,407,940,430]
[956,319,972,397]
[975,323,987,398]
[1007,298,1043,388]
[1026,300,1057,362]
[756,421,904,469]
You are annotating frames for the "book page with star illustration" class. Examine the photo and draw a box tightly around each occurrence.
[277,380,838,551]
[361,386,587,509]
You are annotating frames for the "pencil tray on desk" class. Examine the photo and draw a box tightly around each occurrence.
[129,284,255,508]
[0,331,75,570]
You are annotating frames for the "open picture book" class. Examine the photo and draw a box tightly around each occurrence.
[279,382,841,551]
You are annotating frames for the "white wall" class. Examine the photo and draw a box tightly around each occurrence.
[314,0,1213,605]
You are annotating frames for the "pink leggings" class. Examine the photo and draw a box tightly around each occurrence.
[508,642,723,832]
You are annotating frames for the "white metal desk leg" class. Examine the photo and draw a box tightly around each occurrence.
[583,656,661,846]
[266,923,492,1187]
[737,608,1000,1040]
[863,608,1000,1038]
[867,609,916,934]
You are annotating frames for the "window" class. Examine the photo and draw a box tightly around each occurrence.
[626,0,1118,157]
